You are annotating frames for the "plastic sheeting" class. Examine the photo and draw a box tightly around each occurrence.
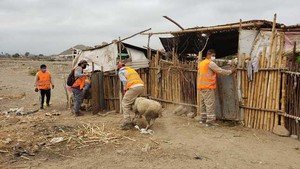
[74,43,148,72]
[238,30,259,58]
[284,32,300,53]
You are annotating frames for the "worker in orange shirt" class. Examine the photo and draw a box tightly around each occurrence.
[71,60,90,116]
[117,62,144,130]
[198,49,236,126]
[34,64,54,110]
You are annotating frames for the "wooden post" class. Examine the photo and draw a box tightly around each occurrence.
[197,52,202,117]
[118,37,123,114]
[91,72,100,114]
[99,66,106,112]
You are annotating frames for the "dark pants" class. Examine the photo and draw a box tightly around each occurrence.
[39,89,51,108]
[72,87,83,114]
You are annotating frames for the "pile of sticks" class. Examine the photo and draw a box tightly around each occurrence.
[242,31,286,131]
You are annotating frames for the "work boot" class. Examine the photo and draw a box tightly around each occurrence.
[75,112,84,117]
[120,118,134,130]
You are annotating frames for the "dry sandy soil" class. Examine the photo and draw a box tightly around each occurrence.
[0,59,300,169]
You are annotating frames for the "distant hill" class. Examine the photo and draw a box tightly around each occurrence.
[59,44,92,55]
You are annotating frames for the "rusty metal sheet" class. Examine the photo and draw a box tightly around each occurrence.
[215,66,239,120]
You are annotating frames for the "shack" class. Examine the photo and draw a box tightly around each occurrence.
[72,41,149,114]
[142,14,300,139]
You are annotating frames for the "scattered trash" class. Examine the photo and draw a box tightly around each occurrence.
[134,125,153,135]
[45,112,61,117]
[13,146,35,157]
[45,113,52,116]
[2,138,12,144]
[194,154,203,160]
[15,107,24,115]
[3,107,39,116]
[0,149,9,153]
[50,137,64,144]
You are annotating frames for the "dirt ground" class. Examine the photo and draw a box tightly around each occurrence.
[0,59,300,169]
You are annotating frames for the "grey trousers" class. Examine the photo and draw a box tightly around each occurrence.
[72,87,83,113]
[122,86,144,119]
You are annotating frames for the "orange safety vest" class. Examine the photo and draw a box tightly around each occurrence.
[72,67,85,90]
[197,59,216,89]
[37,70,51,90]
[124,67,144,90]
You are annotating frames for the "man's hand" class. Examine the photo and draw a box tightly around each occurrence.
[52,84,55,89]
[34,88,39,92]
[230,67,237,73]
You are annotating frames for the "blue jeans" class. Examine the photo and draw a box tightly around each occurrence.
[72,87,83,113]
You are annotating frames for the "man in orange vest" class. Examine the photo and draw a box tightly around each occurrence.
[34,64,54,110]
[72,60,90,116]
[198,49,236,126]
[117,62,144,130]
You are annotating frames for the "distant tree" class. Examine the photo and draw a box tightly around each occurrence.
[12,53,20,58]
[25,52,30,57]
[38,54,44,57]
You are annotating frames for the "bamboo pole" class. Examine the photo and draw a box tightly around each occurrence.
[254,55,263,129]
[274,33,284,128]
[257,47,267,129]
[118,37,123,114]
[241,54,249,127]
[264,14,277,130]
[197,52,203,117]
[251,69,260,128]
[269,33,278,130]
[141,21,265,35]
[280,36,287,127]
[247,71,255,127]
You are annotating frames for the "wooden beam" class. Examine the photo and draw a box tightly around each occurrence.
[141,21,265,35]
[163,16,184,30]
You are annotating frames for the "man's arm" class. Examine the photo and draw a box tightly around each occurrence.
[49,73,54,89]
[34,72,39,88]
[209,62,233,76]
[118,70,127,91]
[74,67,85,78]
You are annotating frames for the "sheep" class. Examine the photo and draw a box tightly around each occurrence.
[132,97,163,130]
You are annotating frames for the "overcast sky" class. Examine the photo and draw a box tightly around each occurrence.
[0,0,299,55]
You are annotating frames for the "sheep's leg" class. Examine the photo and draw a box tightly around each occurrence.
[146,119,156,130]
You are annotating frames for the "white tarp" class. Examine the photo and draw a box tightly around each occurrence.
[73,43,148,72]
[238,30,259,59]
[125,47,149,69]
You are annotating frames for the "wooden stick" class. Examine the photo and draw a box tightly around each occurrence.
[254,56,263,129]
[259,47,267,129]
[163,16,184,30]
[274,33,284,128]
[265,14,277,130]
[84,28,152,51]
[269,33,278,131]
[197,52,202,116]
[240,105,282,112]
[141,21,265,35]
